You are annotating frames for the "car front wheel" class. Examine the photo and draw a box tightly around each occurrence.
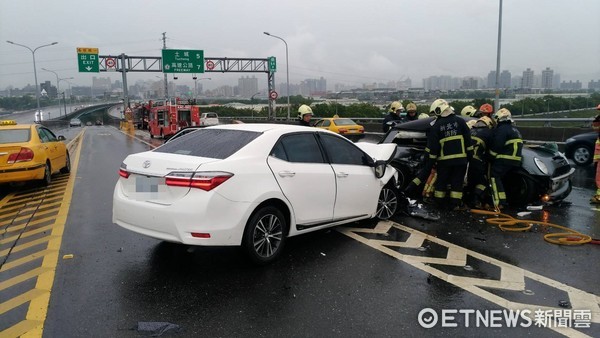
[571,144,593,166]
[376,183,399,220]
[243,206,286,265]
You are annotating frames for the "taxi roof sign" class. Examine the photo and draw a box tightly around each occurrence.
[0,120,17,125]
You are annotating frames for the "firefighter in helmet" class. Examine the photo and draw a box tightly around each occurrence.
[461,105,477,118]
[383,101,403,132]
[590,105,600,204]
[478,103,494,119]
[489,108,523,210]
[466,116,494,208]
[298,104,313,126]
[403,103,419,122]
[426,99,473,210]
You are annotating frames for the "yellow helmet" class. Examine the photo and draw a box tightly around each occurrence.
[406,103,417,112]
[460,105,477,117]
[494,108,512,122]
[475,116,494,129]
[430,99,451,117]
[389,101,404,113]
[418,113,430,119]
[466,120,478,129]
[298,104,313,118]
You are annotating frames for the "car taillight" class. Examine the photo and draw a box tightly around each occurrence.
[7,147,34,163]
[118,163,130,178]
[338,128,347,134]
[165,171,233,191]
[359,128,364,133]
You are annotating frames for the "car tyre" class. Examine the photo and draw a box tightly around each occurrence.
[376,182,399,220]
[504,173,536,207]
[40,162,51,187]
[243,206,286,265]
[571,144,593,166]
[60,151,71,174]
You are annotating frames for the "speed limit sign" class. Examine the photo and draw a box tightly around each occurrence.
[106,57,116,68]
[269,90,278,100]
[206,60,215,70]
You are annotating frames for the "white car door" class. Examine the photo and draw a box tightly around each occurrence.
[319,133,381,220]
[267,133,336,227]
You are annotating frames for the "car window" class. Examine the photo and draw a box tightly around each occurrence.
[155,129,261,159]
[41,128,58,142]
[319,133,370,166]
[277,133,325,163]
[37,128,51,143]
[0,129,30,144]
[270,141,288,161]
[206,113,218,118]
[323,120,331,127]
[314,120,324,127]
[334,118,356,126]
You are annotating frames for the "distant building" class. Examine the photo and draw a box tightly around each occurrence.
[500,70,511,88]
[560,80,582,90]
[487,71,496,89]
[238,76,259,98]
[541,67,554,89]
[511,75,522,89]
[423,75,460,91]
[588,80,600,91]
[300,77,327,96]
[521,68,534,88]
[92,77,111,96]
[461,77,479,90]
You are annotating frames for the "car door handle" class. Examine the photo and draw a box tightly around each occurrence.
[278,171,296,177]
[336,172,349,178]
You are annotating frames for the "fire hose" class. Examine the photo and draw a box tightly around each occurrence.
[470,209,599,245]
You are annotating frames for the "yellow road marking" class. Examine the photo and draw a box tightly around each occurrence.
[0,249,55,272]
[338,221,599,337]
[0,320,42,338]
[0,289,47,315]
[0,224,54,245]
[0,267,51,291]
[0,237,51,257]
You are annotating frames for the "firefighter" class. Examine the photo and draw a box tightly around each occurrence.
[383,101,403,132]
[466,116,494,208]
[461,105,477,118]
[478,103,494,119]
[426,99,473,210]
[590,106,600,204]
[489,108,523,210]
[403,103,419,122]
[298,104,313,126]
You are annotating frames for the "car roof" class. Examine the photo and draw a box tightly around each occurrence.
[206,123,319,133]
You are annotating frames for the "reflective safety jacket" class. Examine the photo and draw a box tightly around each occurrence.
[594,138,600,163]
[426,114,473,166]
[489,121,523,166]
[470,127,493,164]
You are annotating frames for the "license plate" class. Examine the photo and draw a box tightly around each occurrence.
[136,176,163,193]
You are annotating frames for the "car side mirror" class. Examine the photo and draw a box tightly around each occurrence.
[374,160,386,178]
[57,135,66,141]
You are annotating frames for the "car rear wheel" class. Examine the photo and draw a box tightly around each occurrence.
[571,144,593,166]
[40,162,51,186]
[60,152,71,174]
[243,206,286,265]
[376,183,399,220]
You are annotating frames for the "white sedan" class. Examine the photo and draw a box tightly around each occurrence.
[113,124,399,264]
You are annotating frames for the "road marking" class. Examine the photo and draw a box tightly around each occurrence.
[338,221,599,337]
[0,130,84,337]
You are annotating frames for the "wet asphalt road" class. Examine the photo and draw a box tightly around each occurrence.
[1,126,598,337]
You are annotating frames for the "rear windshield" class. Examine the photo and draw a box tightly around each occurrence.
[334,119,357,126]
[204,113,218,118]
[0,129,31,144]
[154,129,261,159]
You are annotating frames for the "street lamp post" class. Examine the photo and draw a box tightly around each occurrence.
[42,68,73,116]
[263,32,291,120]
[6,41,58,114]
[193,76,211,100]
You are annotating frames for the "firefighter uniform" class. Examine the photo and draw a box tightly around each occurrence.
[426,105,473,209]
[466,117,494,207]
[489,109,523,209]
[591,111,600,204]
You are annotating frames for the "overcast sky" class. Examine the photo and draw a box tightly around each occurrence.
[1,0,599,91]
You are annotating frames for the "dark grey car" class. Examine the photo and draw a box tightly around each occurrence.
[565,131,597,166]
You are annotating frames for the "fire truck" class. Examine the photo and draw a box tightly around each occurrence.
[131,102,150,130]
[147,99,201,139]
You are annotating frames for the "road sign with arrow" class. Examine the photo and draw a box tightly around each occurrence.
[77,47,99,73]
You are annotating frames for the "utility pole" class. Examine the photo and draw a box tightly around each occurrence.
[494,0,503,112]
[162,32,169,100]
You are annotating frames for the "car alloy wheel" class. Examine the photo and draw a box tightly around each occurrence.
[60,152,71,174]
[572,145,592,166]
[243,206,286,265]
[376,183,399,220]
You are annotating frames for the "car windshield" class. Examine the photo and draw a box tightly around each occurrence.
[334,118,357,126]
[155,129,262,159]
[0,129,30,144]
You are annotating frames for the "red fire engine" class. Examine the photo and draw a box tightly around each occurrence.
[147,99,201,138]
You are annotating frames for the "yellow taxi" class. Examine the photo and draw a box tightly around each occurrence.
[313,115,365,135]
[0,120,70,186]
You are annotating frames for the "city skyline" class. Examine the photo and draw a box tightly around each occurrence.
[1,0,598,93]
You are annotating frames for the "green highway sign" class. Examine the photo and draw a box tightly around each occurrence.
[268,56,276,72]
[162,49,204,73]
[77,47,99,73]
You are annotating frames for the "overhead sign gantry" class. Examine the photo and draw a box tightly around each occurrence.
[76,47,278,118]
